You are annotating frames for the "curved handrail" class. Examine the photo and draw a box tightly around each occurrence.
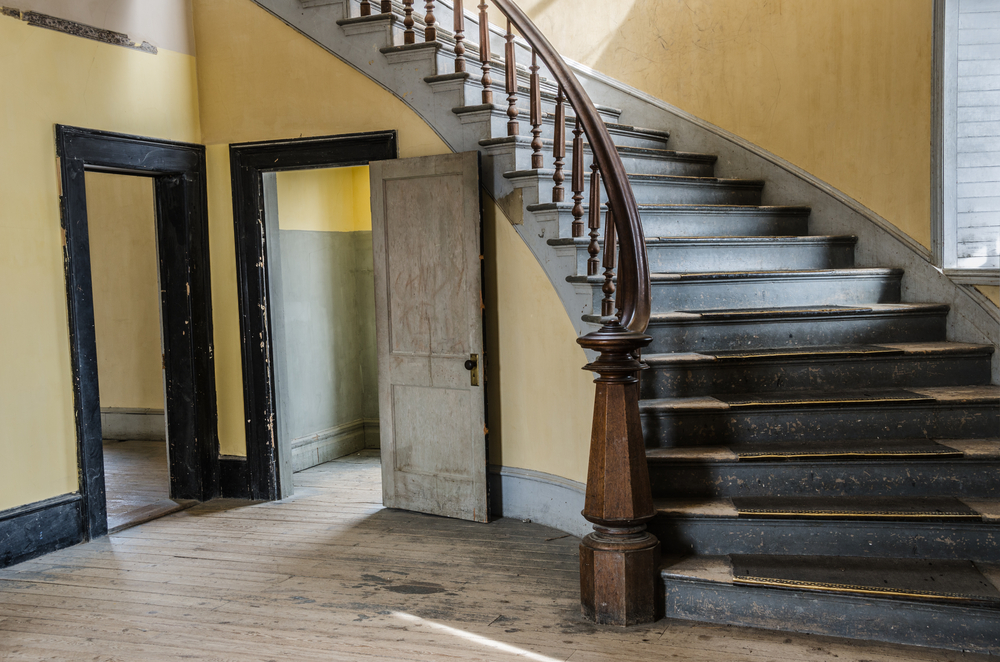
[490,0,651,333]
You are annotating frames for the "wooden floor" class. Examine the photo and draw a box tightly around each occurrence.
[102,439,193,532]
[0,450,992,661]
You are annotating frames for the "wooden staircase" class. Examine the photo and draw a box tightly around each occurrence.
[256,0,1000,653]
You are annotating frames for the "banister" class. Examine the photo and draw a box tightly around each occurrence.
[490,0,651,333]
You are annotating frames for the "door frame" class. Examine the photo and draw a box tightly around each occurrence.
[57,125,218,540]
[229,131,397,500]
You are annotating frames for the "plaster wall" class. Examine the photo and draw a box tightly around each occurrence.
[518,0,935,249]
[0,8,199,512]
[85,172,165,411]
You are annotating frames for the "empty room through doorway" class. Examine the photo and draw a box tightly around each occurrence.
[264,165,380,477]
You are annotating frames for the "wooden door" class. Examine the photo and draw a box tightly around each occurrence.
[370,152,488,523]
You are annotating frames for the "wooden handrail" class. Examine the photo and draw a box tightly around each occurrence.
[489,0,651,333]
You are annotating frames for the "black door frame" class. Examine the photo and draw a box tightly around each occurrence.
[229,131,397,500]
[57,125,218,540]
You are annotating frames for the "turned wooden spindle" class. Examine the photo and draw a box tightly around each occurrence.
[424,0,437,41]
[453,0,466,73]
[601,205,617,318]
[571,117,585,237]
[381,0,392,12]
[361,0,371,16]
[403,0,415,44]
[478,2,492,104]
[587,161,602,276]
[552,85,566,202]
[504,19,518,136]
[529,50,543,168]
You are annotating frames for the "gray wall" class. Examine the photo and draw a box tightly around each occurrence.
[271,229,379,471]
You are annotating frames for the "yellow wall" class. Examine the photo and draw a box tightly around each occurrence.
[976,286,1000,308]
[86,173,165,411]
[276,166,372,232]
[519,0,934,248]
[0,13,200,511]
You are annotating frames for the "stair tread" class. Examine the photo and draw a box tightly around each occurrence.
[640,384,1000,412]
[548,235,856,247]
[646,302,950,324]
[646,438,1000,462]
[527,202,810,213]
[506,169,761,186]
[653,496,1000,520]
[661,555,1000,605]
[642,341,995,364]
[480,136,714,161]
[571,267,903,284]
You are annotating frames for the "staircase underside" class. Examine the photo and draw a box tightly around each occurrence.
[257,0,999,654]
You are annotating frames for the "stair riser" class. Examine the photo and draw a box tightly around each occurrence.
[463,111,671,150]
[483,141,715,177]
[532,207,811,240]
[644,311,948,353]
[587,274,902,314]
[650,517,1000,562]
[648,460,1000,498]
[570,241,855,276]
[641,402,1000,446]
[660,578,1000,655]
[642,353,994,398]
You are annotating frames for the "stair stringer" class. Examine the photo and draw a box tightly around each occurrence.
[252,0,598,338]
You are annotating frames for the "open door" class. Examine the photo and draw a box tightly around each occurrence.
[370,151,488,523]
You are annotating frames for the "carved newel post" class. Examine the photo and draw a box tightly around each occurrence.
[576,320,659,626]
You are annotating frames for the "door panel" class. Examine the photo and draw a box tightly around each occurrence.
[370,151,488,523]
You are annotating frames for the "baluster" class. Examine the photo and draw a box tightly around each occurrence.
[587,162,601,275]
[361,0,371,16]
[529,50,543,168]
[381,0,392,12]
[478,2,492,104]
[504,20,518,136]
[552,85,565,201]
[403,0,415,44]
[453,0,466,73]
[601,205,617,318]
[571,117,585,237]
[424,0,437,41]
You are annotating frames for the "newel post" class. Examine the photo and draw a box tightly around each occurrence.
[576,321,660,626]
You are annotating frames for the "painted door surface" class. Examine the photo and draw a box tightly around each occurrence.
[369,151,488,523]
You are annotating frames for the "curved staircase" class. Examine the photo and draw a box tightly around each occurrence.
[256,0,1000,653]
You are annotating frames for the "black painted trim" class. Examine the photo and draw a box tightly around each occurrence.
[219,457,251,500]
[56,125,219,541]
[229,131,397,500]
[0,494,85,568]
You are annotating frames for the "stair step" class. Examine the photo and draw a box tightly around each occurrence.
[481,136,716,176]
[660,555,1000,654]
[634,303,950,353]
[649,496,1000,560]
[508,170,763,205]
[647,439,1000,498]
[641,342,994,398]
[528,203,811,239]
[550,235,856,274]
[639,385,1000,445]
[459,106,671,149]
[572,268,903,313]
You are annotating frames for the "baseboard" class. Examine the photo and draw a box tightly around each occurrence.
[218,456,250,499]
[291,419,367,472]
[101,407,165,441]
[0,493,85,569]
[488,465,590,538]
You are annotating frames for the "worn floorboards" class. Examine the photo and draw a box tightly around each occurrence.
[103,439,195,532]
[0,450,992,661]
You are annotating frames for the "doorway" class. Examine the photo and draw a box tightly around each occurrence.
[264,166,381,479]
[58,126,218,541]
[229,131,397,500]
